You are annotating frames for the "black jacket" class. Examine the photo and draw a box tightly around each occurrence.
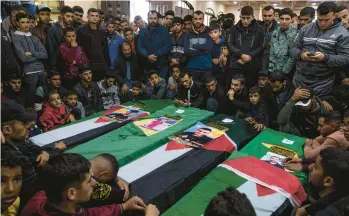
[228,87,249,115]
[315,195,349,216]
[228,20,265,69]
[169,32,187,65]
[77,24,111,66]
[47,22,64,68]
[1,26,20,76]
[3,86,31,108]
[73,82,104,116]
[203,84,228,114]
[176,80,204,108]
[115,52,139,86]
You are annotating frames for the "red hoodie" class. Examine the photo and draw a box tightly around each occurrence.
[39,103,70,132]
[57,42,88,80]
[22,191,122,216]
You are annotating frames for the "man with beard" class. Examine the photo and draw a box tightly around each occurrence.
[47,6,74,68]
[184,10,213,84]
[291,2,349,99]
[138,10,171,80]
[77,8,110,82]
[175,71,204,108]
[227,74,249,116]
[123,28,138,55]
[169,17,186,67]
[228,6,265,89]
[269,8,297,75]
[298,7,315,31]
[32,4,51,49]
[292,148,349,216]
[72,6,84,29]
[259,6,279,70]
[115,43,140,95]
[183,15,193,33]
[203,76,227,114]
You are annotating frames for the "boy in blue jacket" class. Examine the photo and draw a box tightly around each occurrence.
[106,20,124,73]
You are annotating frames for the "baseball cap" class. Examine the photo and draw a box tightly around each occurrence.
[1,100,37,123]
[37,4,51,12]
[295,86,314,107]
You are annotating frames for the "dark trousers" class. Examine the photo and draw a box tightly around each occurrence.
[90,62,108,82]
[24,72,45,105]
[62,78,79,90]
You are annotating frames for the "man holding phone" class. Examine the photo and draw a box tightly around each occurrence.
[291,2,349,100]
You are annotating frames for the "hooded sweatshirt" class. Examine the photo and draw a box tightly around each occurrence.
[169,32,187,65]
[39,103,70,132]
[145,78,167,100]
[74,82,104,116]
[12,31,48,74]
[290,19,349,97]
[21,191,122,216]
[97,80,121,109]
[58,42,89,80]
[212,36,226,75]
[65,101,86,119]
[184,26,213,70]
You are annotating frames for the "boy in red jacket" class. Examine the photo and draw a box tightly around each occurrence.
[58,27,88,90]
[39,91,75,132]
[22,153,160,216]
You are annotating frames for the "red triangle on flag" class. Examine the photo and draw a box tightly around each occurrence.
[165,140,191,151]
[203,134,236,153]
[256,184,276,197]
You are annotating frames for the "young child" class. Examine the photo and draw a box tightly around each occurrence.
[1,144,27,216]
[167,66,181,99]
[35,70,67,111]
[145,70,167,100]
[39,91,75,132]
[209,23,227,86]
[64,90,85,120]
[58,27,88,90]
[244,86,269,132]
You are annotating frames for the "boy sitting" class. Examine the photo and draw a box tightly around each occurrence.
[167,65,181,99]
[22,153,160,216]
[145,70,167,100]
[243,86,269,132]
[1,144,28,216]
[64,90,86,119]
[97,74,121,110]
[39,91,76,132]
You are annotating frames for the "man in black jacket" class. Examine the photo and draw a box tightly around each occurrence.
[47,6,74,68]
[227,74,249,116]
[115,42,140,95]
[77,8,110,82]
[203,76,227,114]
[1,26,20,77]
[228,6,265,89]
[169,17,186,67]
[175,71,204,108]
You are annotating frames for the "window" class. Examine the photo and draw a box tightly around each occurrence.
[175,1,194,18]
[205,8,215,26]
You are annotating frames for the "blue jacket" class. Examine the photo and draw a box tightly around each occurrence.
[107,33,124,71]
[137,24,171,68]
[212,36,225,58]
[184,26,213,70]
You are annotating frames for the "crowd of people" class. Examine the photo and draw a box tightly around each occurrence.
[1,1,349,216]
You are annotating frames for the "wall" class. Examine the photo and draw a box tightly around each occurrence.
[188,1,226,15]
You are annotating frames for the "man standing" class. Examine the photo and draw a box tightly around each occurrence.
[77,8,110,82]
[72,6,84,29]
[269,8,297,75]
[138,10,171,80]
[290,1,349,98]
[47,6,74,68]
[298,7,315,30]
[183,15,193,33]
[31,4,51,49]
[259,6,279,70]
[169,17,186,67]
[12,12,48,103]
[184,10,213,83]
[2,5,27,38]
[228,6,265,89]
[165,10,175,31]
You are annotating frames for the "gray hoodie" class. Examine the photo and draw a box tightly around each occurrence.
[12,31,48,74]
[64,101,86,119]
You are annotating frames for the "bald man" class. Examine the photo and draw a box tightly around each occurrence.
[85,153,130,207]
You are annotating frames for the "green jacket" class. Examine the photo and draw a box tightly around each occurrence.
[268,27,297,74]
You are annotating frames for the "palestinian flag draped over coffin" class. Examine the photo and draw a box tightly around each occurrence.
[163,152,307,216]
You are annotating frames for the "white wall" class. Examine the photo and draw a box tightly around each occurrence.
[188,1,226,15]
[64,0,101,20]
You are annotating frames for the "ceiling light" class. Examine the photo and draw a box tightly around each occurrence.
[233,1,238,4]
[312,3,316,6]
[273,3,277,6]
